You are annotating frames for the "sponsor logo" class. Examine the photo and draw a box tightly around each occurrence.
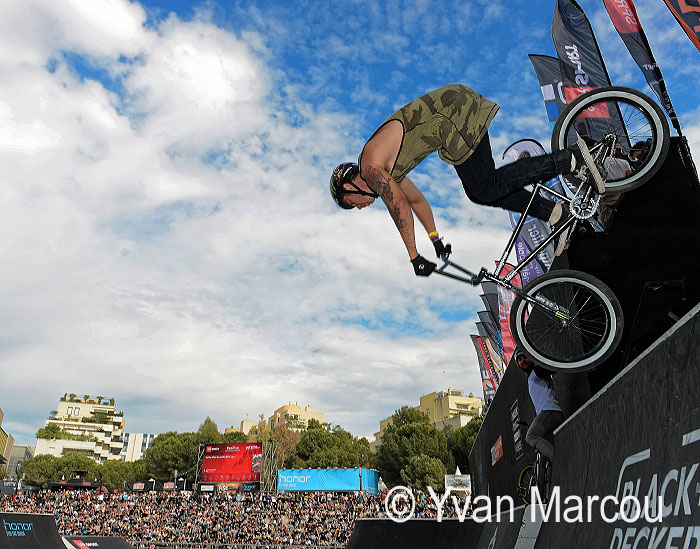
[491,436,503,466]
[279,474,312,484]
[608,427,700,548]
[605,0,641,34]
[3,519,34,537]
[564,44,590,87]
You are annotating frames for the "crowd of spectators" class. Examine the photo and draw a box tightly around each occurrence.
[0,488,471,546]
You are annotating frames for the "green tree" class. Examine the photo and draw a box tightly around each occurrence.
[55,453,100,483]
[19,454,60,488]
[36,423,63,439]
[222,431,248,443]
[374,407,447,488]
[144,431,197,481]
[400,455,446,492]
[99,460,135,492]
[387,406,430,431]
[131,459,149,482]
[270,424,301,468]
[195,417,222,446]
[306,418,323,430]
[355,437,371,468]
[449,415,483,472]
[294,425,366,468]
[248,414,271,443]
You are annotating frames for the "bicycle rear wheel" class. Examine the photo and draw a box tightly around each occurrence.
[552,87,670,194]
[510,270,623,372]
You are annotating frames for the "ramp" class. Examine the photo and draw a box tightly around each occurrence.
[63,536,133,548]
[0,513,65,549]
[534,302,700,547]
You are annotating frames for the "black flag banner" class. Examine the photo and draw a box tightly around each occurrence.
[552,0,628,146]
[552,0,612,104]
[663,0,700,54]
[603,0,681,133]
[528,54,567,125]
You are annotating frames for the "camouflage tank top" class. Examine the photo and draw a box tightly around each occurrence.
[362,84,499,183]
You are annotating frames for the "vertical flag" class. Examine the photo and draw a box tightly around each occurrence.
[552,0,613,103]
[496,265,522,366]
[603,0,681,133]
[662,0,700,54]
[477,310,502,354]
[528,54,568,127]
[471,335,497,402]
[552,0,626,147]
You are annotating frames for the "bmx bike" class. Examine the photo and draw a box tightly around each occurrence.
[434,86,670,372]
[517,444,551,505]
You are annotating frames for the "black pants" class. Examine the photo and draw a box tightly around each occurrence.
[454,133,571,221]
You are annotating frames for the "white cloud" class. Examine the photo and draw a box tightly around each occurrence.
[4,0,697,447]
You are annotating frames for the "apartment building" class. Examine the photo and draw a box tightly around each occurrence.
[34,394,125,463]
[371,388,483,451]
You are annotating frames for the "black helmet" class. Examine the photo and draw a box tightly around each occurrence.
[330,162,378,209]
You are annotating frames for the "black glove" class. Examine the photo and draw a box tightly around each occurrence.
[411,255,436,277]
[432,238,452,260]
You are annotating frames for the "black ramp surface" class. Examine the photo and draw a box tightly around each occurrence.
[534,303,700,548]
[0,513,65,549]
[476,506,526,549]
[63,536,133,548]
[347,518,485,548]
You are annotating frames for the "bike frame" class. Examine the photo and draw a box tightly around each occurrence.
[434,180,597,318]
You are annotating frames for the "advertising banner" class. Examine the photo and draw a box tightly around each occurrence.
[65,536,133,548]
[471,335,496,402]
[1,512,66,547]
[528,54,568,126]
[663,0,700,54]
[552,0,612,103]
[277,468,379,493]
[484,335,506,384]
[604,0,681,132]
[552,0,625,146]
[497,264,522,366]
[477,310,502,352]
[444,473,472,494]
[201,443,262,483]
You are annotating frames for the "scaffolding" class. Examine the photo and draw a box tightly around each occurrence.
[260,441,278,492]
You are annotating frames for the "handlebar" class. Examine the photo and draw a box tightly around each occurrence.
[433,256,487,286]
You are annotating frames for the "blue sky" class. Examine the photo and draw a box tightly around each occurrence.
[0,0,698,446]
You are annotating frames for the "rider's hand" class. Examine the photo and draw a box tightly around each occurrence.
[432,239,452,260]
[411,255,436,277]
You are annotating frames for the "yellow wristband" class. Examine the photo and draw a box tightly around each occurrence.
[428,231,438,238]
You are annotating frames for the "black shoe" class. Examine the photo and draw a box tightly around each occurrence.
[567,139,605,194]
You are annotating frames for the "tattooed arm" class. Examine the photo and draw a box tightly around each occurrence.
[362,164,418,259]
[399,176,437,236]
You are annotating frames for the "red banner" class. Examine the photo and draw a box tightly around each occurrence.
[201,443,262,482]
[663,0,700,54]
[605,0,681,132]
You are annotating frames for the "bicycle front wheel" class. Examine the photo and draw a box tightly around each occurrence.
[551,87,670,194]
[510,270,623,372]
[517,464,534,505]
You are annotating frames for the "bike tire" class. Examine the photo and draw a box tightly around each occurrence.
[517,464,534,505]
[551,87,670,195]
[510,269,624,372]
